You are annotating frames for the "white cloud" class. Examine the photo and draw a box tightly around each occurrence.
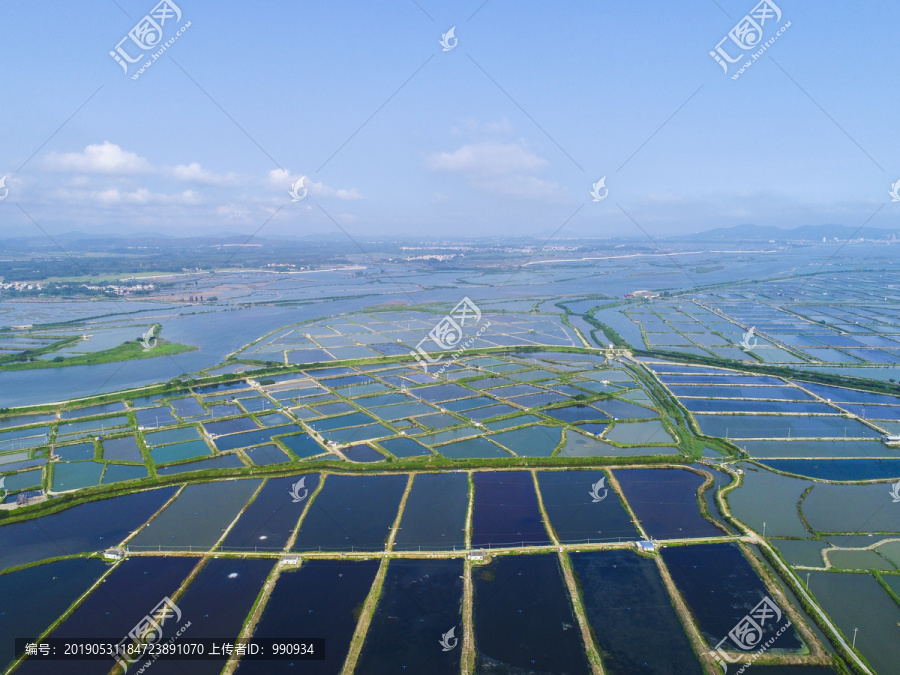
[56,186,201,205]
[171,162,241,186]
[45,142,151,174]
[428,139,562,200]
[428,141,546,175]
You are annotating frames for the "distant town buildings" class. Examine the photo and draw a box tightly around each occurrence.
[625,290,660,299]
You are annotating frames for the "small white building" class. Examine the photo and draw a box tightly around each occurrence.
[281,554,301,566]
[635,540,655,553]
[103,548,125,561]
[467,552,484,561]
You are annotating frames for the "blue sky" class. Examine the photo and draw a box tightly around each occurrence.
[1,0,898,238]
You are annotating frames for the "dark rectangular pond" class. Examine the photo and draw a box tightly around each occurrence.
[357,559,463,673]
[293,474,408,552]
[342,444,386,463]
[214,424,304,451]
[570,549,702,674]
[473,553,590,674]
[0,558,108,671]
[537,470,639,543]
[220,474,319,551]
[759,458,900,481]
[394,473,469,551]
[151,557,275,675]
[279,433,327,459]
[245,443,291,465]
[378,436,432,458]
[0,487,178,571]
[101,435,143,462]
[128,479,261,551]
[203,416,260,436]
[471,471,551,548]
[156,453,245,475]
[240,559,380,675]
[613,468,725,539]
[15,556,197,675]
[662,543,803,651]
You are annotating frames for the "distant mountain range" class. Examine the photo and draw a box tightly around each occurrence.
[675,224,900,242]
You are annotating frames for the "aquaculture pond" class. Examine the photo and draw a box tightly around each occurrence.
[101,435,143,462]
[220,474,319,551]
[773,539,829,568]
[695,415,879,439]
[150,439,211,464]
[472,554,590,674]
[14,556,197,675]
[537,470,639,543]
[613,468,722,539]
[356,559,463,674]
[156,453,244,475]
[470,471,551,548]
[279,433,326,459]
[738,439,887,459]
[342,444,385,462]
[53,441,94,461]
[726,464,812,538]
[806,571,900,675]
[437,436,510,459]
[0,487,178,570]
[0,558,108,671]
[570,550,702,674]
[52,461,103,491]
[242,559,381,675]
[393,472,469,551]
[244,443,290,465]
[759,459,900,481]
[293,473,408,551]
[661,543,803,650]
[378,436,432,458]
[128,479,261,551]
[152,557,275,675]
[101,462,147,484]
[802,482,900,533]
[488,426,561,456]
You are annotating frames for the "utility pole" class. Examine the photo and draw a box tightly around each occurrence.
[852,627,858,649]
[805,572,810,590]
